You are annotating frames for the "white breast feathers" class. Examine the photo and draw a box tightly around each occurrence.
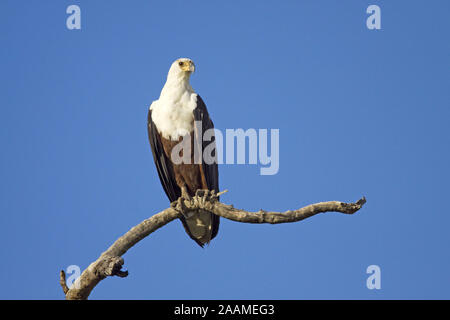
[150,89,198,141]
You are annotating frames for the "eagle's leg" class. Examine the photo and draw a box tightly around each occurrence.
[181,185,191,201]
[174,184,195,219]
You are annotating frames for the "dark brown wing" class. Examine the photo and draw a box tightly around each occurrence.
[147,109,180,202]
[193,95,220,240]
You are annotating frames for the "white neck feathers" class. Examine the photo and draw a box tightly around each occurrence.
[150,72,198,141]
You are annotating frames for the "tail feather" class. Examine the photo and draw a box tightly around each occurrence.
[179,211,219,247]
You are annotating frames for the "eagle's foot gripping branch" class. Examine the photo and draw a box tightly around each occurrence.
[171,189,228,217]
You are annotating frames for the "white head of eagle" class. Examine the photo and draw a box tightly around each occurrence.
[160,58,196,101]
[168,58,195,79]
[148,58,220,247]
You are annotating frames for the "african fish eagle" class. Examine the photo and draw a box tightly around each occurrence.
[148,58,220,247]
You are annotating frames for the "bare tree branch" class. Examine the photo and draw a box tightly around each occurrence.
[60,190,366,300]
[59,270,69,295]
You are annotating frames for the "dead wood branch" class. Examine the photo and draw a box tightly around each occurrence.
[60,190,366,300]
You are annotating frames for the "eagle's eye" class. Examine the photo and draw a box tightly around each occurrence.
[178,61,184,67]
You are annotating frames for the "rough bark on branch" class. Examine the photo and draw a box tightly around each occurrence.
[60,190,366,300]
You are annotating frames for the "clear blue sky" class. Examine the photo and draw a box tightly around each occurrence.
[0,0,449,299]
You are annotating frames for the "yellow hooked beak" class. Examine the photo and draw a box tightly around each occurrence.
[180,60,195,73]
